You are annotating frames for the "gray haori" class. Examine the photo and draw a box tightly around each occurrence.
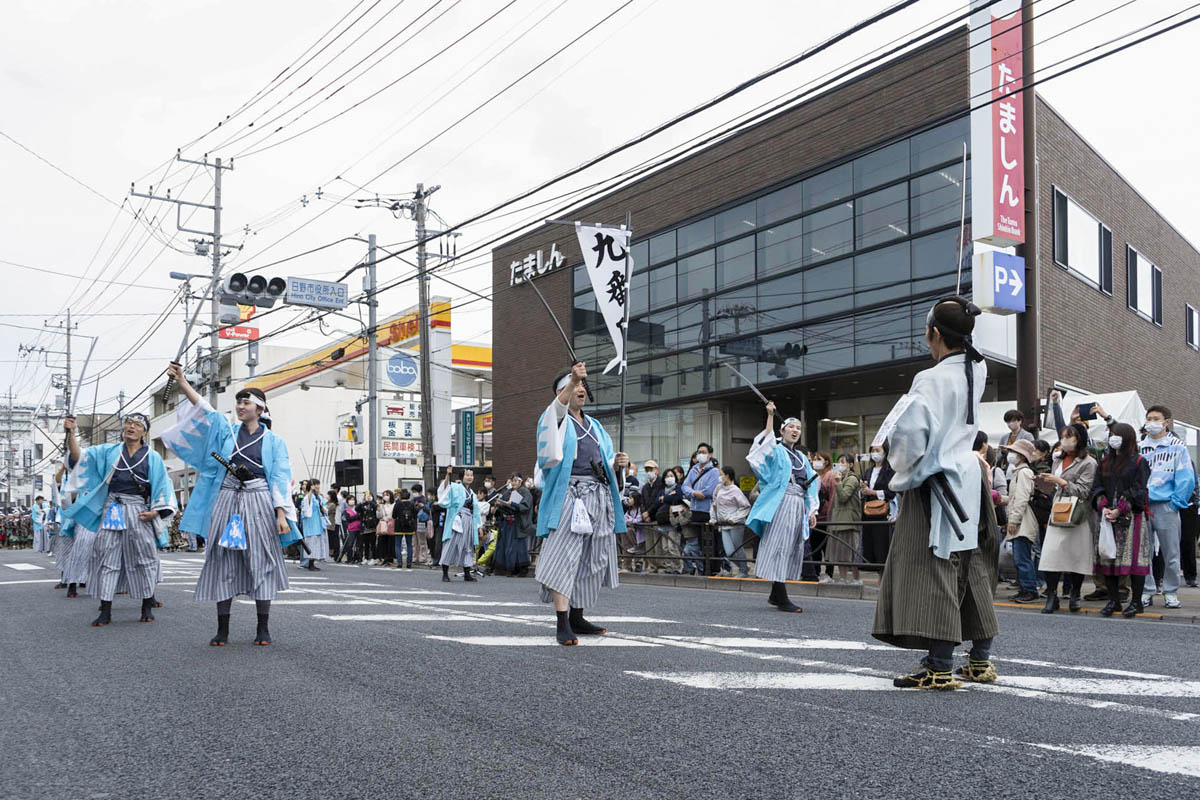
[536,476,618,609]
[754,482,808,583]
[194,475,289,602]
[439,507,476,568]
[89,493,161,601]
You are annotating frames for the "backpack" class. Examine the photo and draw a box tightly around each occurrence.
[394,501,417,533]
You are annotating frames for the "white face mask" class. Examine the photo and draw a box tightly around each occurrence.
[870,452,884,464]
[1108,436,1124,450]
[524,480,533,489]
[1007,453,1021,467]
[484,481,493,489]
[1145,421,1165,436]
[664,476,677,487]
[1008,420,1022,432]
[646,470,657,480]
[835,464,849,474]
[812,460,826,471]
[696,453,709,464]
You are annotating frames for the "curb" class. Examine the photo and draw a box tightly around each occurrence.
[617,572,1199,625]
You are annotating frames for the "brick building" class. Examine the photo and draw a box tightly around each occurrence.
[491,29,1200,479]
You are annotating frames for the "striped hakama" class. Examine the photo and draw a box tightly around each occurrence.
[54,531,74,577]
[33,526,51,553]
[302,531,330,562]
[63,527,100,586]
[439,507,476,568]
[753,482,808,583]
[536,476,618,609]
[872,478,999,650]
[194,475,289,602]
[88,493,161,601]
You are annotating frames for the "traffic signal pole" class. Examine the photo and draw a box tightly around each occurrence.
[366,234,378,498]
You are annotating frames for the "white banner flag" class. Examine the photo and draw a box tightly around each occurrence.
[574,224,632,375]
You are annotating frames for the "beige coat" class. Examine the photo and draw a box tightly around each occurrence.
[1004,464,1040,543]
[1039,454,1098,575]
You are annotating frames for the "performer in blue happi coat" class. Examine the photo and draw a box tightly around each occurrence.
[437,466,482,582]
[298,479,329,571]
[50,463,79,596]
[163,363,301,647]
[62,414,175,626]
[535,361,628,645]
[746,402,821,615]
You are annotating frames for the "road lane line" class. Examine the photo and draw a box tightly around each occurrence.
[428,635,660,647]
[1028,745,1200,778]
[3,563,44,571]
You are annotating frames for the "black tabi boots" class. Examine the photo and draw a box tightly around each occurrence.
[555,610,578,646]
[568,607,606,635]
[92,600,112,627]
[254,614,272,646]
[210,614,231,647]
[66,583,79,598]
[463,567,477,582]
[769,582,802,613]
[139,598,154,623]
[442,565,451,583]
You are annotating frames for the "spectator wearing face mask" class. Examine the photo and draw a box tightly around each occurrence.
[860,442,897,571]
[682,444,721,575]
[804,452,837,582]
[827,454,863,585]
[1002,409,1035,449]
[652,466,686,574]
[1001,439,1040,603]
[1138,405,1195,609]
[1036,423,1098,614]
[1090,423,1152,617]
[712,466,751,577]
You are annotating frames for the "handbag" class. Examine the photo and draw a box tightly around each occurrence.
[377,519,391,535]
[863,499,889,517]
[1050,495,1087,526]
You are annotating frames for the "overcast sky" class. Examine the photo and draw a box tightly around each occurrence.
[2,0,1196,411]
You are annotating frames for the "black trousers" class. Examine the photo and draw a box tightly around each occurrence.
[328,527,341,561]
[1180,504,1198,583]
[861,519,892,572]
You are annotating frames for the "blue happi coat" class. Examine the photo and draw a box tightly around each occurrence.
[534,398,625,538]
[61,442,175,547]
[438,481,481,545]
[54,474,76,538]
[745,427,820,538]
[161,398,301,547]
[300,493,325,538]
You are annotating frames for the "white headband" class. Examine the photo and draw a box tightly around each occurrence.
[240,394,267,409]
[780,417,802,429]
[555,374,571,393]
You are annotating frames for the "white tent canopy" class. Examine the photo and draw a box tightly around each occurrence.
[979,390,1148,445]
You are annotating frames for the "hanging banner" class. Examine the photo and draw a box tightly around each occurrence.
[969,0,1025,247]
[574,224,632,375]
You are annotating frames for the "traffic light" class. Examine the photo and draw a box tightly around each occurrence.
[344,413,362,443]
[218,273,287,308]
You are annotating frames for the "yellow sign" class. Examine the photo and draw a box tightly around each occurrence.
[738,475,757,493]
[475,412,493,433]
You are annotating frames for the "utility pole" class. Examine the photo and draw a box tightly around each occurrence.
[1015,0,1039,421]
[117,390,126,419]
[132,153,231,405]
[44,309,77,411]
[414,183,439,495]
[4,387,11,509]
[366,234,379,498]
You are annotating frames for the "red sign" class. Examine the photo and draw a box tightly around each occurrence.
[989,11,1024,243]
[218,325,259,341]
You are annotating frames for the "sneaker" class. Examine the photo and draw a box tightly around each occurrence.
[818,574,833,584]
[1142,593,1154,607]
[1012,591,1040,604]
[847,579,863,587]
[1163,594,1182,609]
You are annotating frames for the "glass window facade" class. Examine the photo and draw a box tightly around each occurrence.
[573,119,971,410]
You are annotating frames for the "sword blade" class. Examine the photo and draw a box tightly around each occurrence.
[721,360,770,406]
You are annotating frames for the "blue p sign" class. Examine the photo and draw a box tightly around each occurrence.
[992,252,1026,313]
[386,352,419,387]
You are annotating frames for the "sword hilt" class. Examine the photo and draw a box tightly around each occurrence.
[160,362,180,404]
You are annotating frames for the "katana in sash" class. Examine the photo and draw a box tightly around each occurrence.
[211,451,309,554]
[523,277,594,403]
[161,288,209,404]
[928,472,967,542]
[721,360,770,406]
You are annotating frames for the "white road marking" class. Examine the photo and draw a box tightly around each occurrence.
[991,657,1177,681]
[508,615,679,624]
[0,579,61,585]
[1002,676,1200,698]
[404,600,539,607]
[1030,745,1200,779]
[659,636,894,651]
[628,671,896,691]
[314,614,480,622]
[236,599,382,606]
[321,589,470,597]
[428,635,660,647]
[3,563,43,571]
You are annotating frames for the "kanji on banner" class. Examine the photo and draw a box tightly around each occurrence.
[574,224,633,374]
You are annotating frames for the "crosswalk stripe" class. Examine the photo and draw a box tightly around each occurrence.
[427,635,661,647]
[658,636,894,651]
[0,579,61,586]
[321,589,468,596]
[3,563,43,571]
[1029,745,1200,778]
[628,671,896,691]
[314,614,480,622]
[1001,676,1200,698]
[405,600,539,607]
[508,615,678,624]
[236,599,382,605]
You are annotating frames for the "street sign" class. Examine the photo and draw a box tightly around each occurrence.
[286,277,349,310]
[458,410,475,466]
[720,337,762,359]
[218,325,259,341]
[380,400,422,459]
[383,352,418,388]
[972,250,1025,315]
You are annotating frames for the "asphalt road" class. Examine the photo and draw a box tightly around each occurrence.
[2,547,1198,799]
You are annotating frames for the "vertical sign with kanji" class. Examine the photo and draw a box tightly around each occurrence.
[969,0,1025,248]
[574,224,633,375]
